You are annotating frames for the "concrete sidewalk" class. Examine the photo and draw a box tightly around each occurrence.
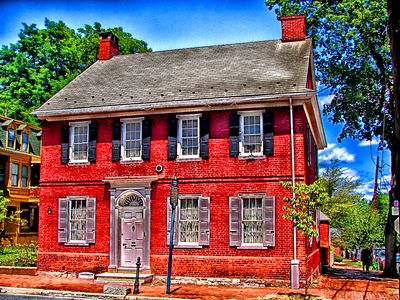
[0,264,398,299]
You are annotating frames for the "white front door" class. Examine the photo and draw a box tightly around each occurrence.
[120,209,144,268]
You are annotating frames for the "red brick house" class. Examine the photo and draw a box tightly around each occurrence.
[33,16,326,286]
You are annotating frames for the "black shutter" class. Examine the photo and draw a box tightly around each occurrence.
[61,125,70,164]
[88,123,97,163]
[229,112,239,157]
[263,112,274,156]
[112,121,121,162]
[167,115,177,160]
[142,118,151,161]
[200,114,210,159]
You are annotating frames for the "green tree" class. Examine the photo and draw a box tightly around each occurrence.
[266,0,398,277]
[281,179,328,293]
[0,19,151,125]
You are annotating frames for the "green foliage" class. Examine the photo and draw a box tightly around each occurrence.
[334,253,344,262]
[319,162,387,249]
[0,19,151,125]
[0,243,37,267]
[265,0,392,147]
[280,178,329,238]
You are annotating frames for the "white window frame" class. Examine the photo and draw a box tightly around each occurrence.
[68,198,87,243]
[241,195,264,246]
[177,114,201,159]
[178,196,200,246]
[121,117,144,161]
[239,111,263,157]
[69,121,90,163]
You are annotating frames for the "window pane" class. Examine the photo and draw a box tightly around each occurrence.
[8,129,15,148]
[181,118,199,156]
[72,125,88,161]
[69,199,87,241]
[11,163,19,187]
[124,121,141,158]
[242,115,262,154]
[22,133,29,151]
[242,197,263,244]
[179,198,199,243]
[21,165,29,187]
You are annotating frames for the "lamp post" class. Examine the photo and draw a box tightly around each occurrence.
[166,175,178,294]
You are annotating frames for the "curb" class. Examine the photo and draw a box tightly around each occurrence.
[0,287,187,300]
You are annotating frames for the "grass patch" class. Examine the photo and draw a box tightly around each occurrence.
[0,243,37,267]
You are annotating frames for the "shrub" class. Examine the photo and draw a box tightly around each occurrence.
[0,242,37,267]
[334,253,344,262]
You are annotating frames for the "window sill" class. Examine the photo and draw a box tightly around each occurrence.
[120,159,144,164]
[176,157,202,162]
[174,244,203,249]
[238,155,265,160]
[237,245,269,250]
[67,161,90,166]
[64,242,90,247]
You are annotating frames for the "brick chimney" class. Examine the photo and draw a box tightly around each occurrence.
[98,32,119,60]
[280,15,306,42]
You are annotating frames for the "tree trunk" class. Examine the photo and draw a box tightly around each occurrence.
[384,0,400,278]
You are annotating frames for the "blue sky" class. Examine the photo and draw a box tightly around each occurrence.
[0,0,391,199]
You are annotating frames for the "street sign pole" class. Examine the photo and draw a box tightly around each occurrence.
[166,175,179,294]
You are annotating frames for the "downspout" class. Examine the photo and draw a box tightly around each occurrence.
[290,97,299,289]
[290,97,297,260]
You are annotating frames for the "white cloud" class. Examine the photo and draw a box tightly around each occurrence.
[319,143,355,163]
[358,140,378,147]
[341,167,360,181]
[318,95,334,106]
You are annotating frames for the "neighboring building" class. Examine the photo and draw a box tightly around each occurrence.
[319,211,331,269]
[0,116,41,244]
[33,16,326,285]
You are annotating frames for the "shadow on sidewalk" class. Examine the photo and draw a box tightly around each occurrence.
[326,263,397,282]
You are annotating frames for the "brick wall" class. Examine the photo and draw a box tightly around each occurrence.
[38,107,318,281]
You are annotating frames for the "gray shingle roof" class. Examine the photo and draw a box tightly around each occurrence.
[34,38,313,116]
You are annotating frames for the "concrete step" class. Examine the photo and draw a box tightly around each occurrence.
[95,272,153,285]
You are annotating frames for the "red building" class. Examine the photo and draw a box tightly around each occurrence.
[34,16,326,286]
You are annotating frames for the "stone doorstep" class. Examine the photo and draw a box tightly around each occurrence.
[96,272,153,285]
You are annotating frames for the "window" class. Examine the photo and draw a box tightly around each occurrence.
[167,195,210,247]
[177,115,200,158]
[21,132,29,152]
[179,198,199,244]
[21,164,29,188]
[121,119,142,160]
[242,197,263,244]
[58,196,96,245]
[239,112,263,156]
[7,128,15,148]
[70,123,89,162]
[229,194,275,249]
[11,163,19,187]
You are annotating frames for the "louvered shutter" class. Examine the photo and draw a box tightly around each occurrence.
[88,123,97,163]
[167,116,177,160]
[229,197,241,246]
[200,115,210,159]
[58,198,68,243]
[229,113,239,157]
[61,125,70,164]
[263,196,275,247]
[198,197,210,246]
[166,198,178,246]
[142,118,151,161]
[86,198,96,243]
[112,121,121,162]
[263,112,274,156]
